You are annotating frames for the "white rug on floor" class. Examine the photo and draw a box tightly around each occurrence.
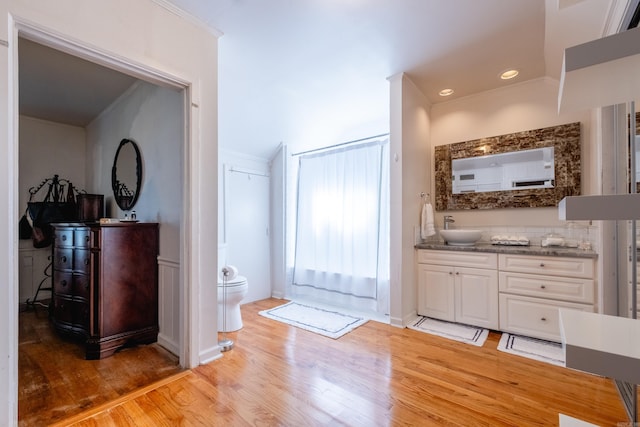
[498,333,565,366]
[258,301,368,339]
[408,316,489,347]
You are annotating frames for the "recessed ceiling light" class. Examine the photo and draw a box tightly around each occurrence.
[500,69,519,80]
[439,88,454,97]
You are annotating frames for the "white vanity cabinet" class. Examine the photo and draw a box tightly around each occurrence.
[417,250,499,329]
[498,254,595,341]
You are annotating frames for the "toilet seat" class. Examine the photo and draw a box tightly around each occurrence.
[218,275,247,287]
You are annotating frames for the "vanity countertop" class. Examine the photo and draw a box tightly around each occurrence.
[415,241,597,259]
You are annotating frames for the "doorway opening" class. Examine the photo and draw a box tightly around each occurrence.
[16,27,189,424]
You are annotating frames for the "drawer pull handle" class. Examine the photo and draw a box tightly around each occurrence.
[61,280,67,287]
[539,263,545,267]
[540,285,546,289]
[455,272,459,275]
[61,256,67,263]
[61,235,67,241]
[541,317,547,322]
[449,272,453,275]
[84,259,90,266]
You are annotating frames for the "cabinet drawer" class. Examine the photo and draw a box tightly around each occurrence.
[499,254,594,278]
[53,271,73,296]
[72,300,90,329]
[499,294,594,341]
[499,272,594,304]
[74,229,91,248]
[52,296,89,330]
[52,296,74,324]
[73,249,91,274]
[73,274,90,300]
[54,229,74,247]
[53,248,73,271]
[418,250,497,269]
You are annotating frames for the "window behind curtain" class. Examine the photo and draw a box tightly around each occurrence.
[292,138,389,312]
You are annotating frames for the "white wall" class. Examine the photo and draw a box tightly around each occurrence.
[219,149,272,304]
[430,77,592,228]
[19,116,86,209]
[2,1,219,423]
[86,81,183,261]
[389,73,431,327]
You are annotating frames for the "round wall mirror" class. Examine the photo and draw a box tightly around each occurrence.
[111,138,142,211]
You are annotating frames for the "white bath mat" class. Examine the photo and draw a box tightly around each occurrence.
[498,333,565,366]
[258,301,368,339]
[408,316,489,347]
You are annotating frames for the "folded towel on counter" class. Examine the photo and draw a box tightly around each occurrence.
[490,235,530,246]
[421,202,436,239]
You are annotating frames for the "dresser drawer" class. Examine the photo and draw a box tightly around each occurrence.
[53,248,73,271]
[52,295,89,330]
[418,250,497,269]
[54,228,74,247]
[73,274,90,300]
[499,254,594,278]
[71,300,90,330]
[499,271,594,304]
[52,296,74,324]
[74,229,91,248]
[73,249,91,274]
[53,271,73,296]
[499,294,594,341]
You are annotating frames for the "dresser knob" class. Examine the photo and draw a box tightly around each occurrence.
[61,235,67,241]
[541,317,547,322]
[61,256,67,263]
[539,263,545,267]
[61,280,67,287]
[84,259,90,265]
[540,284,546,289]
[455,272,459,275]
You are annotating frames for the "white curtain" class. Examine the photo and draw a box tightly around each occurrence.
[292,138,389,313]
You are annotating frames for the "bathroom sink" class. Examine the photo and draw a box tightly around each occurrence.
[439,229,483,246]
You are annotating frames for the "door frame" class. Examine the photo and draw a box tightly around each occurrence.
[7,15,197,415]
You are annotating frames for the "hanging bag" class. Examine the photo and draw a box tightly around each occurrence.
[19,208,32,239]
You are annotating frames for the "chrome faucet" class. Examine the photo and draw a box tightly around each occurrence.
[444,215,455,230]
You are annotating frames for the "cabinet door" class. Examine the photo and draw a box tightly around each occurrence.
[455,267,498,329]
[418,264,455,322]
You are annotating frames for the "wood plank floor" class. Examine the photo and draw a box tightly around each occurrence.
[50,298,632,426]
[18,304,183,426]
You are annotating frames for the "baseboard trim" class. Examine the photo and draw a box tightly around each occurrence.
[157,334,179,356]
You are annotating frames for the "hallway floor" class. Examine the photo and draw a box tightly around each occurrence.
[18,304,182,426]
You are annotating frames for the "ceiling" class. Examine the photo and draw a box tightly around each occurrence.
[19,38,139,127]
[18,0,616,159]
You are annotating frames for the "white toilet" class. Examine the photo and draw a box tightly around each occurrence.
[217,244,249,332]
[217,274,248,332]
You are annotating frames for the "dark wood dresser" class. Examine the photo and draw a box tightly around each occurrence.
[51,222,159,359]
